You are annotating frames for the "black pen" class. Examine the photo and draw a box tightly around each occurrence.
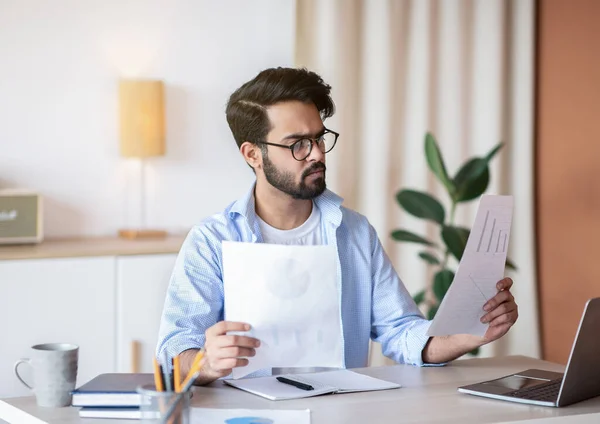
[276,376,314,391]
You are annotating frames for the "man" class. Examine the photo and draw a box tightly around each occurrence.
[156,67,519,385]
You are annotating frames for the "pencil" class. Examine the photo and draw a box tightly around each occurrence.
[190,348,204,370]
[162,351,172,392]
[152,357,164,392]
[160,367,204,424]
[180,349,205,390]
[173,355,181,392]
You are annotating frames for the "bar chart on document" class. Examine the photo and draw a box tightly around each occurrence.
[428,195,514,337]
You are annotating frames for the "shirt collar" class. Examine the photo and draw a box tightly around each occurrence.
[229,181,344,233]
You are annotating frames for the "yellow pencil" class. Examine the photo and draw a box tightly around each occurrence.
[173,355,181,392]
[190,349,204,370]
[180,349,205,390]
[152,357,164,392]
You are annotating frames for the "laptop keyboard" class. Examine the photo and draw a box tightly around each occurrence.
[505,378,563,402]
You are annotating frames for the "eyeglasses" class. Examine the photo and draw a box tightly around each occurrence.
[257,129,339,161]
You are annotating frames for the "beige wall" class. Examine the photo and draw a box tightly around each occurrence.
[536,0,600,363]
[0,1,295,237]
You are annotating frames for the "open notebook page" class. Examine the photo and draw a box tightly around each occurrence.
[224,370,400,401]
[294,369,400,393]
[225,375,336,401]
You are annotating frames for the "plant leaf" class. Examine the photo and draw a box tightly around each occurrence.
[433,269,455,302]
[453,158,490,202]
[459,166,490,202]
[452,142,503,203]
[506,258,518,270]
[427,304,439,320]
[396,189,445,224]
[453,157,485,191]
[391,230,435,246]
[425,133,456,198]
[412,290,426,305]
[484,142,504,162]
[441,226,471,262]
[455,142,503,185]
[418,251,440,265]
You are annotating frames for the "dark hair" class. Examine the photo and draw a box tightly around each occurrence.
[225,67,335,149]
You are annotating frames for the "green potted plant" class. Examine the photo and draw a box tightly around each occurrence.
[391,133,516,353]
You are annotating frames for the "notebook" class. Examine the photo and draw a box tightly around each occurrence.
[224,369,401,401]
[78,406,141,419]
[71,373,155,407]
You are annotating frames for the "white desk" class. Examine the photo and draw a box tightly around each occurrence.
[2,356,600,424]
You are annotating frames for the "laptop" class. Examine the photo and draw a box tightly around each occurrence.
[458,297,600,407]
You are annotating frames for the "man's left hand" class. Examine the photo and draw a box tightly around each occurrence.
[481,277,519,342]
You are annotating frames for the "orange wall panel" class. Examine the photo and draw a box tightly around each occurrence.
[536,0,600,364]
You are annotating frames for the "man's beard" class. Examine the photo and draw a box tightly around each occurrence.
[262,154,326,200]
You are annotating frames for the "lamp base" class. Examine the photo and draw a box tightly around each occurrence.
[118,229,168,240]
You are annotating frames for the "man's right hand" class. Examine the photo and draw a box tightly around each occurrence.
[184,321,260,385]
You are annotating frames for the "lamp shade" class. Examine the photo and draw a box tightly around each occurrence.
[119,79,165,158]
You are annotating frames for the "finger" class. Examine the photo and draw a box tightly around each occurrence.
[483,290,514,312]
[488,310,518,327]
[211,358,249,371]
[481,302,517,323]
[497,277,513,291]
[214,334,261,349]
[207,321,251,337]
[214,347,256,359]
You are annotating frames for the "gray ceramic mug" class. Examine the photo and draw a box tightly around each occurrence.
[14,343,79,407]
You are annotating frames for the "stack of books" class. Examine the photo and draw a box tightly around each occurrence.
[72,350,205,420]
[71,373,156,419]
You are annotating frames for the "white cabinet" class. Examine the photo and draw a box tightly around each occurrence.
[116,254,177,373]
[0,258,116,398]
[0,246,180,398]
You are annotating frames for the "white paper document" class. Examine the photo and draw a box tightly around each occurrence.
[224,369,401,401]
[428,195,514,336]
[222,241,344,379]
[191,407,310,424]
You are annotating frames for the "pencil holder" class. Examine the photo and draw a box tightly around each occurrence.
[137,384,192,423]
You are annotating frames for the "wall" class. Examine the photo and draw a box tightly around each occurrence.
[536,0,600,363]
[0,0,295,237]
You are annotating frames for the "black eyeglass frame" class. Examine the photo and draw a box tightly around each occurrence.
[256,128,339,161]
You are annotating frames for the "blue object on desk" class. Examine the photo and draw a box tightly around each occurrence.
[225,418,274,424]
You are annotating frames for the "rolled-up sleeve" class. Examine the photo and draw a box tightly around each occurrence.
[156,225,224,362]
[369,226,443,366]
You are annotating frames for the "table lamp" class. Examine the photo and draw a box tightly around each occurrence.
[118,79,167,239]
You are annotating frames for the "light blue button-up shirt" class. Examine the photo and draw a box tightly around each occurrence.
[156,183,434,372]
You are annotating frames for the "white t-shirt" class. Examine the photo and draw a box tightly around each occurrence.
[257,201,322,245]
[257,202,334,375]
